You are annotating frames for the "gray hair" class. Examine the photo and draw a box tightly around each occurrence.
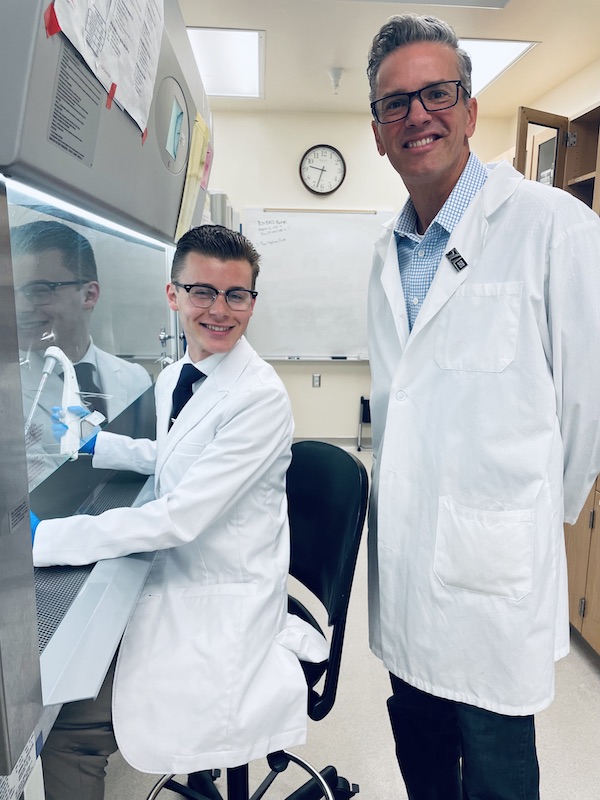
[367,14,472,103]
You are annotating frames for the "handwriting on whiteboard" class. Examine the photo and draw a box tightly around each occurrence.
[253,219,288,246]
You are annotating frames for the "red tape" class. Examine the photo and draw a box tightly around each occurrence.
[106,82,117,109]
[44,2,61,37]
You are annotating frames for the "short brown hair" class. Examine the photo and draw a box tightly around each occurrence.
[172,225,260,288]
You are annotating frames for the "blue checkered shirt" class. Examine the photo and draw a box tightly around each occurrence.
[394,152,489,330]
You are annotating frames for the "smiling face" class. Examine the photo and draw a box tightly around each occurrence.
[15,248,99,361]
[166,252,256,362]
[372,41,477,205]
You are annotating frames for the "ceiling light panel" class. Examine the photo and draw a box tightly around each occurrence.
[187,28,265,98]
[339,0,511,7]
[460,39,534,95]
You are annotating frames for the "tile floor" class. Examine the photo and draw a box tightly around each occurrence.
[105,448,600,799]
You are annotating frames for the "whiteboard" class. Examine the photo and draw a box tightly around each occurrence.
[243,208,392,359]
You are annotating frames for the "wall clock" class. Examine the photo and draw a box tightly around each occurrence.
[299,144,346,195]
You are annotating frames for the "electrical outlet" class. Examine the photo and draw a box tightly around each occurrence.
[312,373,321,388]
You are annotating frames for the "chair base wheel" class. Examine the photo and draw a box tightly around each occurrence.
[285,765,359,800]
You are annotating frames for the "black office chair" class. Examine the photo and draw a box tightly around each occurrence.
[146,440,369,800]
[357,397,371,452]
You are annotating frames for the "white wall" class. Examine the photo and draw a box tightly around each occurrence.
[476,56,600,161]
[208,58,600,438]
[208,112,395,439]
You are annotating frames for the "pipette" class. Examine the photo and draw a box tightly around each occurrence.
[23,346,83,458]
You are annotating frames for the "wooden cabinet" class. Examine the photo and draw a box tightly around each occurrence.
[515,103,600,213]
[564,481,600,655]
[583,491,600,653]
[515,103,600,654]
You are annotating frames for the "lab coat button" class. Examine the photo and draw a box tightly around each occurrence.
[396,390,406,401]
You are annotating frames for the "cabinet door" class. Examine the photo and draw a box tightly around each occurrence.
[514,107,569,188]
[563,105,600,213]
[564,484,595,631]
[581,492,600,652]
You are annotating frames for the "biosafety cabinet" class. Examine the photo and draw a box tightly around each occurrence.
[0,0,212,789]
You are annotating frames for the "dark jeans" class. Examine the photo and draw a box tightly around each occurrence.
[388,674,540,800]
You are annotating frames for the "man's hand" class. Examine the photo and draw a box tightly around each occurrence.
[51,405,97,454]
[30,510,40,544]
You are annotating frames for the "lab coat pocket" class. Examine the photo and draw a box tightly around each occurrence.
[434,496,534,601]
[173,441,206,457]
[434,282,522,372]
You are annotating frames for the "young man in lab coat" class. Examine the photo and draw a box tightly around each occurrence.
[32,225,326,799]
[13,220,152,485]
[366,14,600,799]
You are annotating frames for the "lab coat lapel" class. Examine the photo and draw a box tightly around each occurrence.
[375,221,410,350]
[405,160,524,348]
[95,350,124,418]
[155,338,253,479]
[407,204,488,343]
[155,374,224,476]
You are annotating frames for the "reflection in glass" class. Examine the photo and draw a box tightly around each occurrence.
[7,181,174,490]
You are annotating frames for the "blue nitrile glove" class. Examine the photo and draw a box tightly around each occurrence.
[30,510,40,544]
[51,405,97,454]
[80,434,97,455]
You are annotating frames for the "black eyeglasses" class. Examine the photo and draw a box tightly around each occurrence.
[371,80,469,124]
[173,282,258,311]
[16,280,88,304]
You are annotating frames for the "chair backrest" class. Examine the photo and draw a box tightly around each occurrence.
[286,440,369,721]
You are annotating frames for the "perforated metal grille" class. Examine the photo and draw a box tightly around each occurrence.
[35,566,92,653]
[80,473,147,516]
[34,472,148,653]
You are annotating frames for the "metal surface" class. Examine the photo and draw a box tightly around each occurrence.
[0,0,210,244]
[0,180,43,775]
[35,566,92,653]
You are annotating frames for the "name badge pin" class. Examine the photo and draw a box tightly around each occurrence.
[446,248,468,272]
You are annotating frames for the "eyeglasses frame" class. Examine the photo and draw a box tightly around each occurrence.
[16,280,89,302]
[370,80,470,125]
[172,281,258,310]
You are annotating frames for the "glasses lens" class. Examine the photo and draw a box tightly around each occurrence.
[226,290,253,310]
[375,94,410,123]
[19,284,53,303]
[188,287,217,307]
[421,82,459,111]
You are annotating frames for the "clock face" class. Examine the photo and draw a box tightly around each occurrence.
[299,145,346,195]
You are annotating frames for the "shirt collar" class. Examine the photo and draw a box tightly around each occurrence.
[394,152,489,239]
[74,339,97,368]
[185,350,226,377]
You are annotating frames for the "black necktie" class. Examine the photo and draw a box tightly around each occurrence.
[74,362,108,420]
[170,364,204,428]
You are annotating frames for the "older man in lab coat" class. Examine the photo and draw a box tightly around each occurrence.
[33,225,326,799]
[366,13,600,800]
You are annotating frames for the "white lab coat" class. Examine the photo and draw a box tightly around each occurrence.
[34,337,327,773]
[367,160,600,715]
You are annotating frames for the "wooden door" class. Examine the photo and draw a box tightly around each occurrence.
[564,483,595,630]
[514,107,569,187]
[581,492,600,652]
